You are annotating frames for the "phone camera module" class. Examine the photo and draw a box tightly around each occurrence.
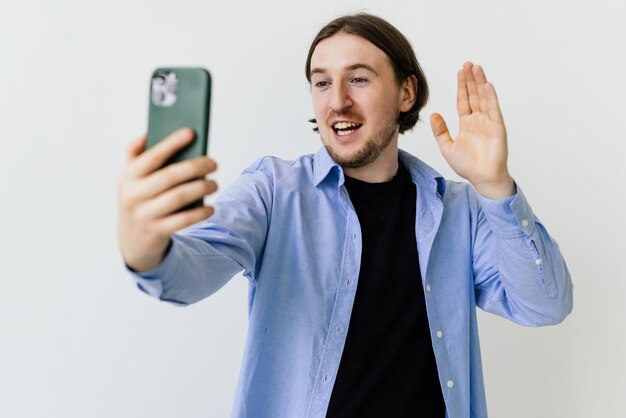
[151,71,178,106]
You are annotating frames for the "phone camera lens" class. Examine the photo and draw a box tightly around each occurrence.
[151,71,177,106]
[152,91,165,103]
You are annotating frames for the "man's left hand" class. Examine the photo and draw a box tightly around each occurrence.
[430,62,515,200]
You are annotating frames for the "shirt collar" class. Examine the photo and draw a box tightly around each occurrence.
[313,146,342,187]
[312,146,446,198]
[398,149,447,198]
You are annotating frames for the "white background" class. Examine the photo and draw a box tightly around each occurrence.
[1,0,624,417]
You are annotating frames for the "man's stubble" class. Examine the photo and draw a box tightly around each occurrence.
[322,108,400,169]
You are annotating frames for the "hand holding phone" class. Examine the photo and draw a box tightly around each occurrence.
[116,67,216,273]
[116,128,218,272]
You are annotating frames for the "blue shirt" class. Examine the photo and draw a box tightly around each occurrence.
[127,147,574,418]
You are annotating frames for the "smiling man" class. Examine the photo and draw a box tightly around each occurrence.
[118,13,573,418]
[309,32,410,180]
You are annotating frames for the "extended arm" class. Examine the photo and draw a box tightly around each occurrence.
[126,163,273,306]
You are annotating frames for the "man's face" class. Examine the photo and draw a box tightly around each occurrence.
[309,32,409,168]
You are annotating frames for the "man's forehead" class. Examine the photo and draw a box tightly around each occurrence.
[310,32,390,74]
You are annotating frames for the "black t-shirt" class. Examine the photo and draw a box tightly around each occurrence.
[325,163,445,418]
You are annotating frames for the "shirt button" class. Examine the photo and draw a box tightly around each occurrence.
[447,380,455,388]
[425,284,432,292]
[521,219,529,228]
[535,259,543,266]
[436,330,443,339]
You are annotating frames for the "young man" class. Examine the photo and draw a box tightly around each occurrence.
[117,13,573,418]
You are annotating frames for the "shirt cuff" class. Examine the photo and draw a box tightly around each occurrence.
[124,236,185,298]
[476,182,536,238]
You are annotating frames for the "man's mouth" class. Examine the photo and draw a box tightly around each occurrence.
[332,121,363,136]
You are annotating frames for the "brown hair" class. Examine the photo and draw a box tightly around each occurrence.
[305,13,428,134]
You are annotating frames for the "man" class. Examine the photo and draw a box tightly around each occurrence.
[117,13,573,418]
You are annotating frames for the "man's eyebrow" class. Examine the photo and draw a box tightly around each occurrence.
[346,63,379,75]
[310,63,380,77]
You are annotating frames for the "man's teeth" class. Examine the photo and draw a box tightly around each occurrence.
[333,121,360,130]
[333,121,362,136]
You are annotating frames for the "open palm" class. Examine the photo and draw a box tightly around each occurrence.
[430,62,514,199]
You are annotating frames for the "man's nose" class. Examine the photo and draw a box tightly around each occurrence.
[329,84,353,113]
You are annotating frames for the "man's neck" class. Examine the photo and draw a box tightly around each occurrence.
[342,139,399,183]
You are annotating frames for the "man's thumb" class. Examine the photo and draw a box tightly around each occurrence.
[430,113,453,152]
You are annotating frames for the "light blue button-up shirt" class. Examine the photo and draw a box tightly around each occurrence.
[127,146,573,418]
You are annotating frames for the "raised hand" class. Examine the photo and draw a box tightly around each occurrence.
[430,62,515,199]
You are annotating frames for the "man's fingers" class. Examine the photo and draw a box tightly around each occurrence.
[156,205,216,236]
[464,62,480,114]
[137,178,218,221]
[472,65,489,114]
[136,156,218,203]
[484,82,505,125]
[430,113,453,152]
[128,128,195,179]
[126,133,147,165]
[457,70,471,117]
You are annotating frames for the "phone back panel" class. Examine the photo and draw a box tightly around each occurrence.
[146,67,211,165]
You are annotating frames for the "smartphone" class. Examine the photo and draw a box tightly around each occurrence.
[146,67,211,211]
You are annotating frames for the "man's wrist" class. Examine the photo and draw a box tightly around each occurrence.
[471,176,516,200]
[123,239,172,273]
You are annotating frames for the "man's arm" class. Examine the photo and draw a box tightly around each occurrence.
[470,185,573,325]
[118,129,271,305]
[430,62,573,324]
[121,153,273,306]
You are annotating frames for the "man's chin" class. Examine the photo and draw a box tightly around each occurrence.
[325,144,379,169]
[321,122,397,169]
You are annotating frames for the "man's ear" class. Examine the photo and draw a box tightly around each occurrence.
[399,75,418,112]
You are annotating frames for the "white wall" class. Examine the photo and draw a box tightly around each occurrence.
[1,0,624,417]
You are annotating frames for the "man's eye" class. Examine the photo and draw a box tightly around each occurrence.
[352,77,367,83]
[315,81,330,88]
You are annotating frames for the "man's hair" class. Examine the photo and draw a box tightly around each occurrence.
[305,13,429,134]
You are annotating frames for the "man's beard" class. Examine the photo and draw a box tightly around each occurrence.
[323,117,398,169]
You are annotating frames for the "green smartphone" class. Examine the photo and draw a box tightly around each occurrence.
[146,67,211,211]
